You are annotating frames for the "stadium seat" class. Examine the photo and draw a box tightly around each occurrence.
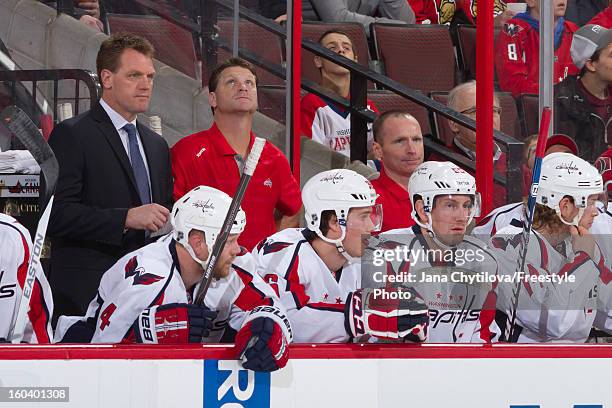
[456,25,501,81]
[430,93,454,146]
[258,85,288,123]
[107,14,199,80]
[517,93,539,140]
[300,22,372,89]
[431,91,519,146]
[216,19,284,86]
[372,24,455,93]
[368,90,432,136]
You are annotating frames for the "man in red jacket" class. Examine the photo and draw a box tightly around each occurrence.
[494,0,579,98]
[589,4,612,27]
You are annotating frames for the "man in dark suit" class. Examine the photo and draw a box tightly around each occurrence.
[48,33,173,322]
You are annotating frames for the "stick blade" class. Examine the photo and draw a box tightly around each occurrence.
[1,105,59,204]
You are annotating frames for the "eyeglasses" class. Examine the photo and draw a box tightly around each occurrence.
[459,106,502,116]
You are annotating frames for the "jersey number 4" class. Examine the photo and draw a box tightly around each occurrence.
[99,303,117,331]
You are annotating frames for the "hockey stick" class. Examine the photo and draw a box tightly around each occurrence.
[1,106,59,343]
[194,137,266,305]
[506,107,551,342]
[1,106,59,209]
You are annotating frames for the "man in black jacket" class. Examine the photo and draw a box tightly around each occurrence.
[555,23,612,162]
[47,33,173,323]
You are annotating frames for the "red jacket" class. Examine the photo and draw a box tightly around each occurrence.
[495,17,578,98]
[408,0,439,24]
[588,6,612,27]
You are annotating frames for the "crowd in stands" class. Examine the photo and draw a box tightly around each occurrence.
[5,0,612,354]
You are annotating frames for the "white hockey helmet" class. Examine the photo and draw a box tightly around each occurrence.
[302,169,380,261]
[537,152,604,226]
[409,161,480,246]
[171,185,246,268]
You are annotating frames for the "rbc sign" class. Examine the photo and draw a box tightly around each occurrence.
[203,360,271,408]
[510,405,603,407]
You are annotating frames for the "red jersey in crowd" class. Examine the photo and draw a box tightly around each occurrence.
[495,14,578,98]
[588,6,612,27]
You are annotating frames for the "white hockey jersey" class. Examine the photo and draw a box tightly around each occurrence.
[491,224,608,342]
[373,225,500,343]
[0,213,53,343]
[472,202,524,238]
[588,209,612,335]
[252,228,361,343]
[300,93,377,158]
[54,234,282,343]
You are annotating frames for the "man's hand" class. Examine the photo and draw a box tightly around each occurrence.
[494,9,516,27]
[79,15,103,32]
[76,0,100,18]
[126,204,170,232]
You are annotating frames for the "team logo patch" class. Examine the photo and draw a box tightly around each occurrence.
[261,241,292,255]
[503,23,520,36]
[124,256,164,286]
[263,178,272,188]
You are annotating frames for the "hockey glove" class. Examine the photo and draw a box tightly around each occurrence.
[235,306,293,372]
[133,303,217,344]
[345,287,429,342]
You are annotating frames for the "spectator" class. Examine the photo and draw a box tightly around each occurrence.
[304,0,416,33]
[408,0,440,24]
[522,133,579,197]
[495,0,578,98]
[370,110,424,232]
[567,0,609,27]
[171,58,302,251]
[589,3,612,26]
[428,81,507,207]
[433,0,519,26]
[41,0,103,32]
[48,34,174,321]
[555,24,612,163]
[301,30,378,159]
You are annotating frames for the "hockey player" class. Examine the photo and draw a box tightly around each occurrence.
[491,153,609,342]
[0,213,53,343]
[55,186,292,372]
[252,169,429,343]
[375,161,500,343]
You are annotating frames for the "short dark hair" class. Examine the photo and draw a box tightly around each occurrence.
[319,210,337,236]
[208,57,259,93]
[372,110,416,144]
[96,33,155,80]
[317,29,357,59]
[580,48,603,77]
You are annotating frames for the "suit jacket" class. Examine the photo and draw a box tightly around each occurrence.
[47,102,173,318]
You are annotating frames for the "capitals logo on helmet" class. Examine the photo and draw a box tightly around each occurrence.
[408,161,480,247]
[537,152,604,226]
[171,186,246,267]
[302,169,381,262]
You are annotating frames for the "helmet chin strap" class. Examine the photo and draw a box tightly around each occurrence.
[557,207,584,228]
[180,237,212,271]
[413,211,457,251]
[315,225,358,264]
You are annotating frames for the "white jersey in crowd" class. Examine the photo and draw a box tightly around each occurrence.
[373,225,500,343]
[491,224,610,342]
[301,93,377,158]
[252,228,361,343]
[54,234,282,343]
[0,213,53,343]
